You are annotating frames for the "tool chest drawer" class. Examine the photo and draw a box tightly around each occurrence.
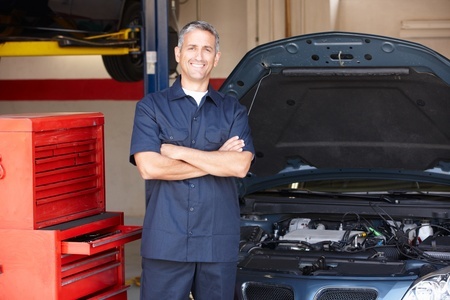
[62,225,142,255]
[44,212,142,256]
[0,112,105,230]
[58,213,141,299]
[0,212,141,299]
[61,250,122,299]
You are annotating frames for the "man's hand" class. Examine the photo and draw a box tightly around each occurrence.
[219,136,245,152]
[160,143,182,160]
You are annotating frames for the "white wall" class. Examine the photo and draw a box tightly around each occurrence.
[245,0,450,59]
[1,0,449,218]
[0,56,109,79]
[336,0,450,58]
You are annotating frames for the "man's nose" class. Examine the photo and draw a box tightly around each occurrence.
[195,49,203,60]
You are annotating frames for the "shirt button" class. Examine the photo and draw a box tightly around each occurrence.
[190,184,195,188]
[191,140,195,144]
[189,231,193,236]
[169,136,173,140]
[189,207,194,212]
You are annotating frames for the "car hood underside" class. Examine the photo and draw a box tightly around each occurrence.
[243,67,450,175]
[220,32,450,176]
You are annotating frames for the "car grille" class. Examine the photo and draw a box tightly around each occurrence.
[315,288,378,300]
[242,282,294,300]
[241,283,379,300]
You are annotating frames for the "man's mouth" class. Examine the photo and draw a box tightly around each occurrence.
[190,61,205,69]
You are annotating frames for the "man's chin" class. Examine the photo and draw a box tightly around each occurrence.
[186,73,208,81]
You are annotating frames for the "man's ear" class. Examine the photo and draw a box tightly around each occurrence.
[173,46,181,63]
[214,51,221,67]
[174,46,181,63]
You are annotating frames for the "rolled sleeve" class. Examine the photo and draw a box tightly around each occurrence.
[130,97,162,165]
[230,97,255,155]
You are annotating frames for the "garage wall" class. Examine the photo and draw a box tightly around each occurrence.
[336,0,450,58]
[246,0,450,59]
[0,56,109,79]
[0,0,449,217]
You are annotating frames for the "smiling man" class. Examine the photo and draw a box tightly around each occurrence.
[130,21,255,300]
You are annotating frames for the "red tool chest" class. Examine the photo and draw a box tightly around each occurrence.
[0,112,142,299]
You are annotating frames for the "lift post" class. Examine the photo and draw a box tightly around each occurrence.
[143,0,170,94]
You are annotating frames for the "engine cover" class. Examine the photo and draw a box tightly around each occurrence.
[280,229,364,244]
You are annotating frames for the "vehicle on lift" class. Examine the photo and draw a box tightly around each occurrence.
[219,32,450,300]
[0,0,179,82]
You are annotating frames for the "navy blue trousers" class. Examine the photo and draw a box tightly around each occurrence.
[140,258,237,300]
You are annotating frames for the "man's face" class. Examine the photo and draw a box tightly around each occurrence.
[175,29,221,87]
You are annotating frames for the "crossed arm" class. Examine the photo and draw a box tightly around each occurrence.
[134,136,253,181]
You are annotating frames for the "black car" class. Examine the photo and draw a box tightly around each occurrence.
[0,0,178,82]
[219,32,450,300]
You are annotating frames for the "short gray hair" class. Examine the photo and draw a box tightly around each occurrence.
[177,21,220,52]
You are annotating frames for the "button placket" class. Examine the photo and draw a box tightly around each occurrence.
[191,113,201,149]
[187,180,197,238]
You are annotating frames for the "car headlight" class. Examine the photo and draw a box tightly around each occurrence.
[402,267,450,300]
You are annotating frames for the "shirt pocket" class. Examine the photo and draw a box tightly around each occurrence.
[205,127,228,150]
[159,127,189,145]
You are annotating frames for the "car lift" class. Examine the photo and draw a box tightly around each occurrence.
[0,0,170,94]
[143,0,170,94]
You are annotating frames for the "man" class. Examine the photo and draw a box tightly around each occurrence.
[130,21,254,300]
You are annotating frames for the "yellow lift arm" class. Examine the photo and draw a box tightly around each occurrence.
[0,28,140,57]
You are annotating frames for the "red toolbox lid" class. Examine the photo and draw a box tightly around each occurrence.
[0,112,104,132]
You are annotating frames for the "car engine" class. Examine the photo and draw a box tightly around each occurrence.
[239,214,450,277]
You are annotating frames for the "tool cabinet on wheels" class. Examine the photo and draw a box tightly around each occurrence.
[0,112,141,299]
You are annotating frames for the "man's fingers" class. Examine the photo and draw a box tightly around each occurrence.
[219,136,245,152]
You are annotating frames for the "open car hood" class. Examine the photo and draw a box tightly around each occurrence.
[220,32,450,177]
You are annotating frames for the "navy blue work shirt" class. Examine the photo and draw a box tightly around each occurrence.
[130,76,255,263]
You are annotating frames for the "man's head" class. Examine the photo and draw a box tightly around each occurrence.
[178,21,220,53]
[175,21,221,91]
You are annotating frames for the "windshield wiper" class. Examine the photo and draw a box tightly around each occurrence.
[272,189,450,202]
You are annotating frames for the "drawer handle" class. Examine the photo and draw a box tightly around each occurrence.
[0,155,4,179]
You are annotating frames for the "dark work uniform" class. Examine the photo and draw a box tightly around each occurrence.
[130,76,254,300]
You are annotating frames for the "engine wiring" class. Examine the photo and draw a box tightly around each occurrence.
[241,209,450,268]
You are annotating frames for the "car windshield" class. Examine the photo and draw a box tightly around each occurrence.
[265,179,450,194]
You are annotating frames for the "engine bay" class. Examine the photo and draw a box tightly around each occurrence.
[239,213,450,277]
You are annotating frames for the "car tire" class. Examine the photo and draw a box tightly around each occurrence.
[102,1,143,82]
